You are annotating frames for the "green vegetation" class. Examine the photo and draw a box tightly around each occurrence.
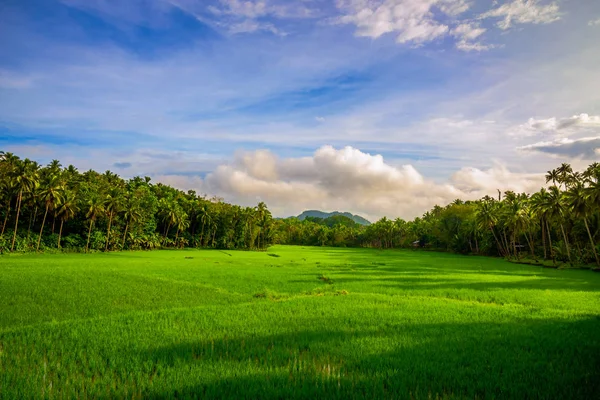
[2,152,599,270]
[1,246,599,399]
[275,163,600,268]
[0,152,274,253]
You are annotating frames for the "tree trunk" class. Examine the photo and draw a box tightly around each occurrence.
[583,217,599,267]
[546,220,555,264]
[212,227,216,247]
[200,220,205,247]
[122,220,129,249]
[490,227,504,256]
[1,202,10,235]
[541,219,547,259]
[475,236,479,254]
[86,220,93,252]
[51,216,55,234]
[175,228,180,248]
[11,190,23,251]
[36,205,49,251]
[57,219,64,249]
[163,223,171,246]
[27,206,37,239]
[105,213,113,251]
[560,223,572,263]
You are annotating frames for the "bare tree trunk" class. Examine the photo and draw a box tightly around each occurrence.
[105,213,113,251]
[1,202,10,235]
[584,217,599,267]
[546,220,555,264]
[86,220,93,252]
[11,190,23,251]
[36,205,49,251]
[27,206,37,239]
[541,219,547,259]
[200,220,205,247]
[57,219,64,249]
[163,223,171,246]
[560,223,572,263]
[122,220,129,249]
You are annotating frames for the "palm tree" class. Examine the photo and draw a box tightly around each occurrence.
[11,160,40,251]
[566,183,599,266]
[37,175,64,251]
[103,191,123,251]
[56,190,79,249]
[545,169,560,186]
[546,186,571,263]
[85,195,105,252]
[121,194,142,249]
[475,200,506,257]
[530,188,553,261]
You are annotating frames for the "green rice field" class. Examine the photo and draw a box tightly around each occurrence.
[1,246,599,399]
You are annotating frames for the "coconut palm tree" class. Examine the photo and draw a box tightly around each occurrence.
[11,159,40,251]
[566,182,599,266]
[476,200,506,256]
[546,186,571,263]
[85,195,105,252]
[56,190,79,249]
[37,175,64,251]
[120,194,142,249]
[103,191,123,251]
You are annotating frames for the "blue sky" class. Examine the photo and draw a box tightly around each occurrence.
[1,0,600,219]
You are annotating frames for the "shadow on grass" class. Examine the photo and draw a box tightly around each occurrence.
[141,317,600,399]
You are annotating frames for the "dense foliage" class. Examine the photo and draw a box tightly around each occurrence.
[273,162,600,267]
[0,151,273,253]
[2,151,599,267]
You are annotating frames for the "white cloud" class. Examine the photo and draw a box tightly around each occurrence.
[518,136,600,159]
[480,0,561,30]
[451,23,490,51]
[511,113,600,137]
[202,0,314,35]
[588,18,600,26]
[197,146,544,220]
[334,0,472,45]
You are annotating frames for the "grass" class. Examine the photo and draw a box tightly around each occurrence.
[1,245,599,399]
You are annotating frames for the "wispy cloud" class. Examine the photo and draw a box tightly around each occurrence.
[480,0,561,30]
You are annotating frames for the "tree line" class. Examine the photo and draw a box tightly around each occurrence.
[2,151,598,267]
[272,162,600,267]
[0,151,273,253]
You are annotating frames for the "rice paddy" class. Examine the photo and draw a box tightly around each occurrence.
[1,246,599,399]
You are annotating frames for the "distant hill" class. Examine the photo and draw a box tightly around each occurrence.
[296,210,371,226]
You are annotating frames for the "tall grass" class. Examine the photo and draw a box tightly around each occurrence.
[1,246,599,399]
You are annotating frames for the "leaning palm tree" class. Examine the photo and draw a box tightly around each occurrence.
[566,183,599,266]
[546,186,572,263]
[37,175,64,251]
[85,195,105,252]
[103,191,123,251]
[11,160,40,251]
[56,190,79,249]
[475,200,506,257]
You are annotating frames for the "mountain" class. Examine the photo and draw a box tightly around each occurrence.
[296,210,371,226]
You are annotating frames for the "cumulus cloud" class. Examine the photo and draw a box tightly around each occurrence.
[511,113,600,137]
[195,146,544,220]
[480,0,561,30]
[589,18,600,26]
[518,137,600,159]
